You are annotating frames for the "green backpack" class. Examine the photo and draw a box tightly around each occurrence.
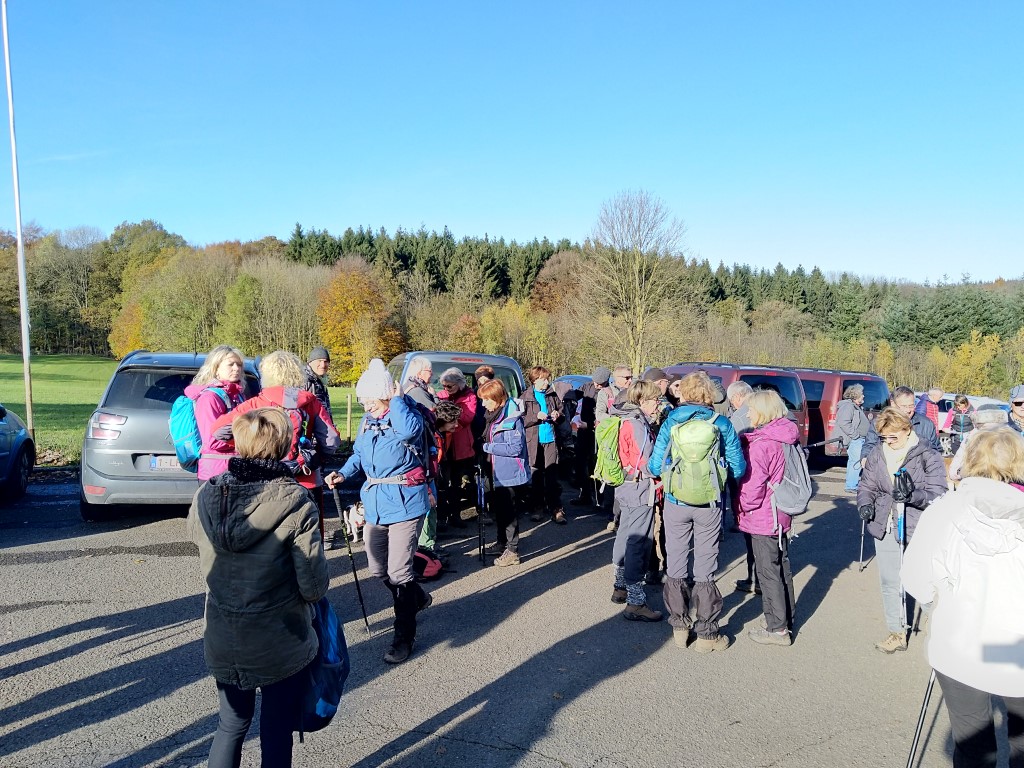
[666,415,726,505]
[594,417,626,488]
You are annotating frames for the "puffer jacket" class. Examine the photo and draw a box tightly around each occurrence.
[483,399,530,488]
[185,380,247,481]
[647,402,747,505]
[339,395,430,525]
[864,412,941,456]
[188,461,329,690]
[942,408,975,438]
[833,398,869,445]
[211,386,340,490]
[437,385,477,461]
[857,435,948,542]
[738,417,801,536]
[522,387,563,463]
[902,477,1024,696]
[615,403,658,508]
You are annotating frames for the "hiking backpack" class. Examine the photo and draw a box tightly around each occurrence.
[279,387,314,466]
[594,416,626,487]
[296,597,350,738]
[666,414,726,505]
[358,395,439,481]
[768,442,813,518]
[413,547,445,581]
[168,387,232,472]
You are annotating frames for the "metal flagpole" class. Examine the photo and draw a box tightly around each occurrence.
[2,0,33,437]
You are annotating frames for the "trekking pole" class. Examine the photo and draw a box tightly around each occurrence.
[858,519,867,572]
[330,487,371,635]
[898,501,908,629]
[906,669,938,768]
[475,465,486,565]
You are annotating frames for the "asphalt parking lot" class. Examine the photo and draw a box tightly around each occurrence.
[1,467,963,767]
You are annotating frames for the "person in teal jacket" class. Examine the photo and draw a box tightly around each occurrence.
[325,358,431,665]
[647,371,746,654]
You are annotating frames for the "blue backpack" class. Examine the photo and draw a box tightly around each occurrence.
[168,387,231,472]
[297,597,350,738]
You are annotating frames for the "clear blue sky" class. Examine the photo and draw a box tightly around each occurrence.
[0,2,1020,283]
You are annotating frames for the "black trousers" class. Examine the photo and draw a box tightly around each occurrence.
[492,485,523,554]
[750,533,795,632]
[531,442,563,512]
[574,431,595,501]
[937,671,1024,768]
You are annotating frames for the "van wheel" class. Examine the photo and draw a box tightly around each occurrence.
[79,493,110,522]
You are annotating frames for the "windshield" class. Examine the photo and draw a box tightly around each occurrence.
[739,374,804,412]
[102,368,259,410]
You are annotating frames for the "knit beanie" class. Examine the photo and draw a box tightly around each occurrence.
[355,359,395,400]
[592,366,611,385]
[308,346,330,363]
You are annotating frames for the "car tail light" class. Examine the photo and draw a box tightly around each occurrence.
[83,485,106,496]
[88,412,127,440]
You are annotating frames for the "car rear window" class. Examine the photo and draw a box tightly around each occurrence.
[843,379,889,412]
[428,359,522,398]
[739,374,804,411]
[102,368,259,410]
[801,380,825,408]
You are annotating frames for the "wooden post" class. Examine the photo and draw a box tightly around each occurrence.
[346,393,353,442]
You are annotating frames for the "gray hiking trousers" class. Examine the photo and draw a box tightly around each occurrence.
[662,499,724,638]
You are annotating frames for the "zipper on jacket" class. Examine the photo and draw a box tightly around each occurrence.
[220,484,229,547]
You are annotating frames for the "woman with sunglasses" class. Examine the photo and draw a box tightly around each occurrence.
[857,407,947,654]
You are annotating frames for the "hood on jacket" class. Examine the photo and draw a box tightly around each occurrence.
[195,475,309,553]
[753,417,800,445]
[184,380,243,401]
[952,477,1024,557]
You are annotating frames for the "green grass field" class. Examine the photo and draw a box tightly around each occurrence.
[0,354,363,465]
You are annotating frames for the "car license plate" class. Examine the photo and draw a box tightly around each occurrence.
[150,455,180,471]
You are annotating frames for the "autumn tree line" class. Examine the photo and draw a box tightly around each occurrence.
[1,191,1022,397]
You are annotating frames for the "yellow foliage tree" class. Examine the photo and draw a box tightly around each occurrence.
[318,260,406,384]
[108,300,145,359]
[943,330,1000,395]
[874,340,895,385]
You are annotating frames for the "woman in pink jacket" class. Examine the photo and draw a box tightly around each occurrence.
[184,345,248,481]
[737,390,801,647]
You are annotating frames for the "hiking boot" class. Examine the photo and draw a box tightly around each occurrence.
[611,588,627,604]
[624,604,663,622]
[875,632,908,654]
[748,627,792,646]
[735,579,761,595]
[694,635,731,654]
[384,639,414,664]
[553,509,567,525]
[529,511,546,522]
[416,591,433,612]
[605,520,617,532]
[672,626,692,648]
[493,550,521,567]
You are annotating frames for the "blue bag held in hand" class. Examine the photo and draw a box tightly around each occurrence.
[296,597,350,738]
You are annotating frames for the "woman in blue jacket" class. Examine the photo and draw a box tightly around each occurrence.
[647,371,746,654]
[325,359,431,665]
[479,378,531,567]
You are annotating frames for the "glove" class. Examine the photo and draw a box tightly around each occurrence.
[892,470,915,504]
[281,458,301,475]
[858,504,875,522]
[297,446,322,472]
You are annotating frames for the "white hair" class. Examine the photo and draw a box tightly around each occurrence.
[727,381,753,401]
[407,356,433,378]
[439,367,467,387]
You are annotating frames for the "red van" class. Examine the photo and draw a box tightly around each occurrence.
[663,362,810,446]
[788,368,890,457]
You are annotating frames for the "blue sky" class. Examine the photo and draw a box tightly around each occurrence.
[0,2,1020,282]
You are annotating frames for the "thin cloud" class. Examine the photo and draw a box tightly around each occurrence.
[29,149,112,164]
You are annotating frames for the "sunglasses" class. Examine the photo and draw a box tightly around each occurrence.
[1013,401,1024,407]
[879,434,904,443]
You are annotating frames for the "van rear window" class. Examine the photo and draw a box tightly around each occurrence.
[801,380,825,408]
[428,360,521,399]
[739,375,804,411]
[102,368,259,411]
[843,379,889,412]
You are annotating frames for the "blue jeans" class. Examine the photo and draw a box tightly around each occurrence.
[845,438,864,491]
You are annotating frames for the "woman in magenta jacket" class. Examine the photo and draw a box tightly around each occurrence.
[184,345,248,481]
[737,389,801,647]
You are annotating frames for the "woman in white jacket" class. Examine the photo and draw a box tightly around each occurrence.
[902,428,1024,768]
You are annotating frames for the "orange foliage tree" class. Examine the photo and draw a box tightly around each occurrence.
[317,258,406,384]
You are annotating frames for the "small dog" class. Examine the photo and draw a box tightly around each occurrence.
[343,501,366,543]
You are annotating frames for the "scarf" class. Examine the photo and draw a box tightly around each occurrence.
[883,431,918,477]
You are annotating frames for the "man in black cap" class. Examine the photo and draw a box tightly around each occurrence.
[570,367,610,507]
[304,346,333,419]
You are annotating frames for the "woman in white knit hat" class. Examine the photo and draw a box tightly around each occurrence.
[325,359,432,664]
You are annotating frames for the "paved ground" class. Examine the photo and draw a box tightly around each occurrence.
[0,468,966,767]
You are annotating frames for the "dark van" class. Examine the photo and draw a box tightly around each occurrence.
[663,362,810,446]
[789,368,890,457]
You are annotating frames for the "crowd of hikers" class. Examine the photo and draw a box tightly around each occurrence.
[181,344,1024,768]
